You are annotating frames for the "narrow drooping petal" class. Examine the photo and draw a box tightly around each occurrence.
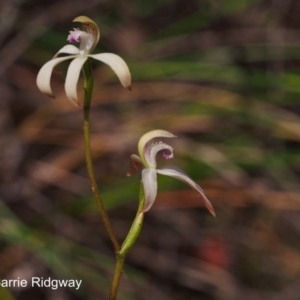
[55,45,80,57]
[137,130,176,167]
[90,53,132,89]
[64,56,88,106]
[142,168,158,212]
[36,55,76,98]
[157,166,216,217]
[127,154,143,176]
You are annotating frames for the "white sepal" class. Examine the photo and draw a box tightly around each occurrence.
[141,168,158,212]
[55,45,80,57]
[157,166,216,217]
[64,56,88,106]
[36,55,76,98]
[90,53,132,89]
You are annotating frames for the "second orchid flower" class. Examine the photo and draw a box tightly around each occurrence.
[127,130,216,216]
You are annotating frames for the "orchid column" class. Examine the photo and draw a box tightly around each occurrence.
[36,16,132,252]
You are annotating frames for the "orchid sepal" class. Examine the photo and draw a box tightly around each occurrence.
[64,56,88,106]
[157,166,216,217]
[90,53,132,90]
[54,45,80,57]
[141,168,158,212]
[36,55,76,98]
[127,154,143,176]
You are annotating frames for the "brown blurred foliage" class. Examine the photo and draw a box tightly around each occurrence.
[1,0,300,299]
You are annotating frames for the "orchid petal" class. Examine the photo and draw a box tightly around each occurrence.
[65,56,88,106]
[127,154,143,176]
[142,169,158,212]
[157,166,216,217]
[138,130,176,167]
[90,53,131,89]
[55,45,80,57]
[36,55,76,98]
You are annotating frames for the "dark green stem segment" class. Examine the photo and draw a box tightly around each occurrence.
[82,59,120,252]
[109,181,145,300]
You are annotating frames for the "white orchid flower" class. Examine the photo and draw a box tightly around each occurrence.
[36,16,131,106]
[127,130,216,216]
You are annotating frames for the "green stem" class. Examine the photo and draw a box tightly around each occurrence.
[109,181,145,300]
[108,253,125,300]
[82,59,120,252]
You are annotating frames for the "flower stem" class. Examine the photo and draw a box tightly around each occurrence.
[108,253,125,300]
[109,181,145,299]
[82,59,120,252]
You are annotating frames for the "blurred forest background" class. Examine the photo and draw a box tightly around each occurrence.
[1,0,300,299]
